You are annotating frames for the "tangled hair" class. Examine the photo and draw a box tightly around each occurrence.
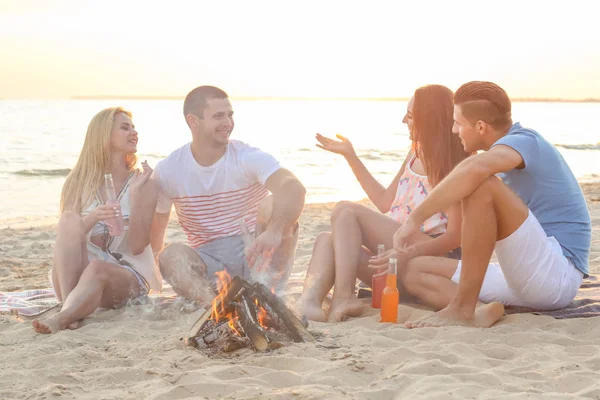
[411,85,471,187]
[183,85,229,122]
[61,107,136,213]
[454,81,513,130]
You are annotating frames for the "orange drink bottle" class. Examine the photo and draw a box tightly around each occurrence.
[371,244,386,309]
[380,257,399,323]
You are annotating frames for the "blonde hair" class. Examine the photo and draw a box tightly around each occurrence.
[60,107,137,213]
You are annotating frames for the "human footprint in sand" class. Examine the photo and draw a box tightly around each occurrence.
[294,85,470,322]
[397,81,591,329]
[33,108,162,334]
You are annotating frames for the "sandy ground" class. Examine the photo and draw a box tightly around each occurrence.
[0,183,599,400]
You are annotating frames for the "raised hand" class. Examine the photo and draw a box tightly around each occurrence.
[315,133,355,158]
[129,160,153,194]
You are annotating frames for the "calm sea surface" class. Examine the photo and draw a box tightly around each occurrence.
[1,99,599,220]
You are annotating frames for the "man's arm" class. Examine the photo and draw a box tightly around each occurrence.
[246,168,306,268]
[264,168,306,236]
[150,211,171,258]
[410,145,524,227]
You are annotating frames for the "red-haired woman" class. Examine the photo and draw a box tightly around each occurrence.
[295,85,470,322]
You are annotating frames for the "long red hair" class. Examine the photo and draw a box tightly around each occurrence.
[411,85,470,187]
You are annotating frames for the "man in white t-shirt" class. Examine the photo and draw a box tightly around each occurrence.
[150,86,306,302]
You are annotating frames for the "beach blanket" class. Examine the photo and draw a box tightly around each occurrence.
[0,284,179,318]
[0,289,60,317]
[3,276,599,320]
[506,275,600,319]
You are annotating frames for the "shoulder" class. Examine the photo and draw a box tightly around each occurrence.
[229,140,276,160]
[229,139,266,154]
[155,143,191,174]
[494,123,541,146]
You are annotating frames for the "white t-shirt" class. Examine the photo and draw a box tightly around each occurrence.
[153,140,281,248]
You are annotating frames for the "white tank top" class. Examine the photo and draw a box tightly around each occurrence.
[82,173,162,292]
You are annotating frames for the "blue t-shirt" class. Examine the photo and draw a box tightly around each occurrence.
[492,123,591,275]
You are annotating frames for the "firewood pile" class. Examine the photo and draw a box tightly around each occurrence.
[186,274,314,353]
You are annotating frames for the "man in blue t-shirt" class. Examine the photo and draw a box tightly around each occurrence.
[391,81,591,329]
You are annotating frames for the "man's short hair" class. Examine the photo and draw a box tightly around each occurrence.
[183,86,229,120]
[454,81,512,130]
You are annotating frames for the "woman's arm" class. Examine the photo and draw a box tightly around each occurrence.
[316,133,412,213]
[346,149,413,213]
[128,179,158,255]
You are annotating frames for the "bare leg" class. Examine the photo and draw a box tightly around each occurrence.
[158,243,213,305]
[51,211,89,302]
[293,232,334,322]
[327,202,403,322]
[401,256,461,310]
[32,260,142,334]
[406,177,527,329]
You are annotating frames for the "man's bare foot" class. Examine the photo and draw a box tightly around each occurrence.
[327,297,365,323]
[32,316,62,334]
[293,294,327,322]
[405,302,505,329]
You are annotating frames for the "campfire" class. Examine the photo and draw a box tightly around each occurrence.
[186,273,314,353]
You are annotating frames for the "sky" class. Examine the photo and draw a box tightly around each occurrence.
[1,0,599,100]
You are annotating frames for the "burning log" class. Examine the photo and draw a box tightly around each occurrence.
[186,275,314,353]
[252,282,314,343]
[233,295,269,351]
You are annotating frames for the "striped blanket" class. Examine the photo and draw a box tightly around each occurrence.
[0,284,179,318]
[0,289,60,317]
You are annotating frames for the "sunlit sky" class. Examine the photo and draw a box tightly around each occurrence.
[1,0,599,100]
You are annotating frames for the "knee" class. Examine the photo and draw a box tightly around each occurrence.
[331,201,356,223]
[157,243,186,275]
[314,231,332,246]
[83,259,110,284]
[158,243,207,280]
[462,176,499,208]
[57,211,84,235]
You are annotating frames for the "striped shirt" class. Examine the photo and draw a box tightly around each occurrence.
[153,140,281,247]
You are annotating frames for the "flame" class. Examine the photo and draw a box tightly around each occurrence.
[254,298,269,329]
[228,317,242,336]
[211,270,232,323]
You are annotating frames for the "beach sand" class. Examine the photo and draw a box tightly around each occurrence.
[1,183,599,399]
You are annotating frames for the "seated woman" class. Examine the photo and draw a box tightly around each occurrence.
[32,107,162,334]
[295,85,470,322]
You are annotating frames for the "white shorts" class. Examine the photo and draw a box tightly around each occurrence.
[451,210,583,310]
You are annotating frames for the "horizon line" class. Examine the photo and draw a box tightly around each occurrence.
[71,95,600,103]
[1,95,599,103]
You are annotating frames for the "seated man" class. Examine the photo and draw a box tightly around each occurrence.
[393,81,591,328]
[151,86,306,303]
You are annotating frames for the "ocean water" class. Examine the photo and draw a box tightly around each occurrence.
[1,99,599,220]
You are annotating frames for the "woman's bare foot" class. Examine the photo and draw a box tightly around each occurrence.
[405,302,505,329]
[327,296,365,323]
[293,293,327,322]
[32,316,63,334]
[67,321,80,330]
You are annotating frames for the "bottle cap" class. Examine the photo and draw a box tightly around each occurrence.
[104,173,112,179]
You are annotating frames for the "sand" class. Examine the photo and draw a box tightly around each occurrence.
[1,183,599,399]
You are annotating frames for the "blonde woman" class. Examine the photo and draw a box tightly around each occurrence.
[32,107,162,334]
